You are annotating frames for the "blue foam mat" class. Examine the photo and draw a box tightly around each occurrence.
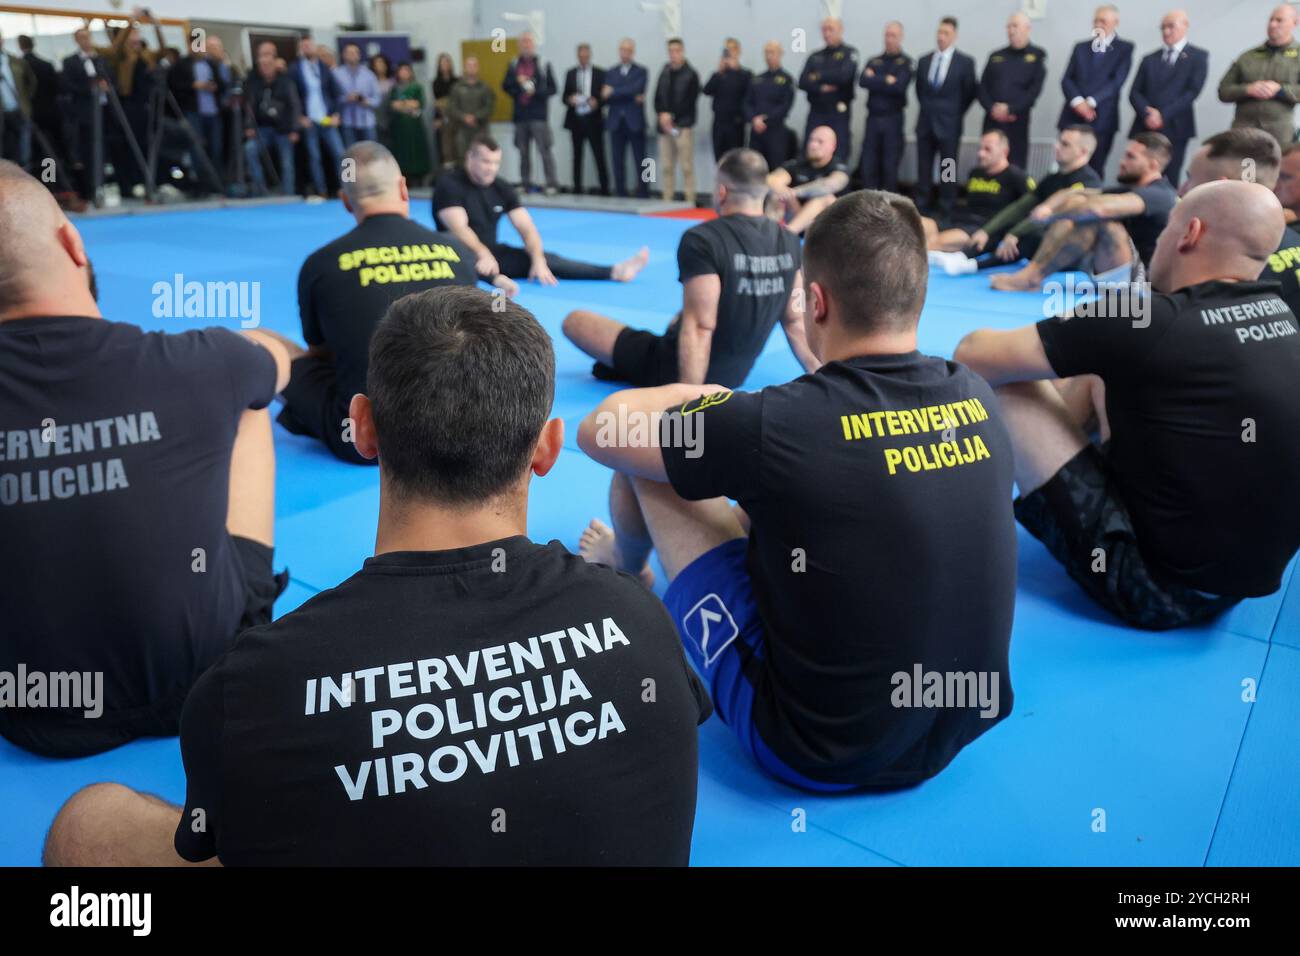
[2,201,1296,866]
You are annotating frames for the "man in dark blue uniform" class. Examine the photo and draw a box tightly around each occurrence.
[915,17,978,216]
[744,41,795,171]
[1057,5,1135,175]
[703,37,752,160]
[1128,10,1207,185]
[798,17,858,163]
[978,12,1047,170]
[858,20,912,192]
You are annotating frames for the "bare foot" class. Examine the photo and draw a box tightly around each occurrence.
[611,247,650,282]
[990,268,1044,292]
[578,518,655,587]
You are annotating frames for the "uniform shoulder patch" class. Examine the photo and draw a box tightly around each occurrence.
[681,391,733,415]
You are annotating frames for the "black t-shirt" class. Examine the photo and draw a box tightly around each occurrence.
[1037,279,1300,596]
[660,354,1017,787]
[1259,224,1300,317]
[433,166,521,249]
[1104,177,1178,266]
[0,317,276,729]
[298,214,479,412]
[962,164,1032,221]
[174,537,711,865]
[1032,162,1101,201]
[779,156,851,196]
[664,213,802,388]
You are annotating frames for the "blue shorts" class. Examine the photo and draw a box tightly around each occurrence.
[663,538,856,792]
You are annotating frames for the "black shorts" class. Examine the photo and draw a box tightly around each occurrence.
[1014,444,1238,630]
[591,325,680,387]
[277,354,372,465]
[0,537,287,758]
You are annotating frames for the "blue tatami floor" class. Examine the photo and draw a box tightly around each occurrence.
[1,201,1296,867]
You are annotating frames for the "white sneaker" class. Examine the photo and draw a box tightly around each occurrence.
[930,250,978,276]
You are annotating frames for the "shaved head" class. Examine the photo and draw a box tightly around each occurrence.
[341,141,403,204]
[0,161,91,317]
[1149,180,1285,291]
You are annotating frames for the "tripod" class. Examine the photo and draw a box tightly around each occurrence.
[144,60,225,196]
[0,67,74,195]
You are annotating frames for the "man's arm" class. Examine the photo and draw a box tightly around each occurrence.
[436,205,497,274]
[781,271,819,374]
[676,273,722,385]
[505,207,558,285]
[1040,190,1145,223]
[953,324,1055,386]
[577,383,721,480]
[792,168,849,198]
[979,190,1038,239]
[242,328,294,393]
[1217,56,1249,103]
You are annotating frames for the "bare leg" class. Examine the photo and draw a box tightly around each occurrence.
[990,220,1101,292]
[785,194,835,235]
[993,380,1091,495]
[562,309,628,367]
[629,477,746,583]
[227,408,275,547]
[44,783,214,867]
[579,473,655,586]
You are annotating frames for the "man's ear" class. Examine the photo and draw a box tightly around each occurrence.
[807,280,830,327]
[530,418,564,478]
[1177,216,1204,254]
[348,393,379,460]
[340,189,354,215]
[56,220,89,270]
[398,175,409,203]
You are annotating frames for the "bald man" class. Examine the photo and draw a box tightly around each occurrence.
[858,22,912,192]
[1219,5,1300,147]
[955,179,1300,629]
[799,17,859,163]
[1058,6,1135,175]
[766,124,850,234]
[0,160,293,755]
[1127,11,1207,185]
[977,13,1048,170]
[743,41,795,171]
[281,141,510,464]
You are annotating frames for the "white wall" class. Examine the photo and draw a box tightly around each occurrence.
[5,0,354,28]
[387,0,1276,188]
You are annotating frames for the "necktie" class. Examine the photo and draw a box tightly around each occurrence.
[930,54,941,88]
[1165,47,1176,67]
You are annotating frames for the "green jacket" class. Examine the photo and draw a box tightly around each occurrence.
[1218,41,1300,140]
[446,79,496,126]
[2,53,36,117]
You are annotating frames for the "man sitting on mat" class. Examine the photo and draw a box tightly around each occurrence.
[278,141,513,465]
[434,133,649,287]
[955,179,1300,629]
[563,147,817,390]
[0,160,293,758]
[764,125,851,235]
[985,132,1177,292]
[576,190,1016,792]
[920,129,1033,252]
[930,125,1100,276]
[44,286,711,866]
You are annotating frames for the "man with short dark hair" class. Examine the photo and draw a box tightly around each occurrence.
[563,43,609,195]
[434,134,648,284]
[0,160,293,758]
[703,37,751,161]
[576,188,1016,790]
[915,16,979,216]
[563,147,813,389]
[44,285,712,866]
[279,142,511,465]
[920,129,1033,252]
[243,40,302,196]
[654,38,701,205]
[956,178,1300,629]
[987,131,1178,292]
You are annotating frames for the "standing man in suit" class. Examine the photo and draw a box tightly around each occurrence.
[0,28,36,167]
[18,36,60,175]
[564,43,609,195]
[978,12,1047,170]
[915,17,978,217]
[1129,11,1208,185]
[604,37,650,198]
[858,21,912,192]
[703,37,751,160]
[1218,5,1300,149]
[799,17,858,162]
[654,38,701,205]
[1058,5,1135,175]
[503,30,559,195]
[60,27,112,201]
[744,41,795,171]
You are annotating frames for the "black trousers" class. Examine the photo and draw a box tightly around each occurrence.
[916,127,960,212]
[493,243,612,280]
[570,117,610,194]
[749,123,785,171]
[1163,134,1190,186]
[609,124,648,197]
[984,114,1030,169]
[860,114,904,191]
[1088,129,1116,175]
[711,117,745,159]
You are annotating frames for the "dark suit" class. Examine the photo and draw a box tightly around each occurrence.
[915,48,978,213]
[21,51,66,178]
[1128,43,1208,184]
[564,64,609,194]
[60,50,114,199]
[604,60,649,197]
[1057,36,1135,174]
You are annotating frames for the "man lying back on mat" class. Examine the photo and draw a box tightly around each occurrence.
[44,286,711,866]
[278,140,514,465]
[575,190,1017,792]
[956,178,1300,629]
[0,161,293,758]
[563,147,819,390]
